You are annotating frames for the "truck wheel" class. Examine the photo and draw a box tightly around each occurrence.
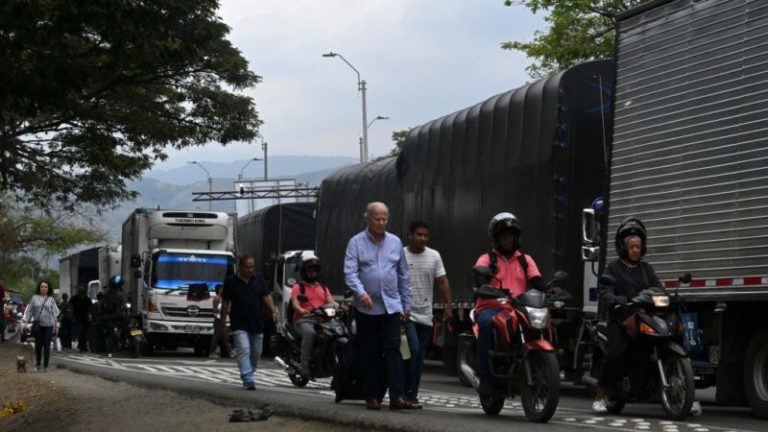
[443,332,458,376]
[456,336,475,387]
[744,328,768,418]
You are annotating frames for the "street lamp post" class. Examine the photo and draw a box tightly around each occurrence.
[366,115,389,159]
[261,138,268,181]
[238,157,263,181]
[188,161,212,210]
[323,51,369,163]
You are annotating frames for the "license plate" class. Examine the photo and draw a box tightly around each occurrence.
[185,325,201,334]
[130,329,143,336]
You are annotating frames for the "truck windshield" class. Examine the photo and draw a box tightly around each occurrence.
[151,253,234,291]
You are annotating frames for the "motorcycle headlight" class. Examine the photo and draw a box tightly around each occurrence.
[652,295,670,308]
[525,307,549,329]
[323,307,337,317]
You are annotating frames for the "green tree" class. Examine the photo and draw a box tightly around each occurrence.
[503,0,648,77]
[0,0,261,210]
[0,198,105,288]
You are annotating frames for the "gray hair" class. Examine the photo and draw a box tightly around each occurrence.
[364,201,388,218]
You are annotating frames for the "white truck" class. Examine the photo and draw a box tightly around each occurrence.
[121,208,237,356]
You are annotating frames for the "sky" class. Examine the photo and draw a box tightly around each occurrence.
[156,0,545,170]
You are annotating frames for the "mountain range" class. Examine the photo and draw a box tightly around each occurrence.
[91,155,357,243]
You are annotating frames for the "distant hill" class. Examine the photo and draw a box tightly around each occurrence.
[146,156,357,185]
[90,156,357,244]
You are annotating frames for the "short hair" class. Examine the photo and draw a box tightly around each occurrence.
[62,293,69,301]
[409,220,430,234]
[238,255,255,266]
[36,280,53,297]
[364,202,388,218]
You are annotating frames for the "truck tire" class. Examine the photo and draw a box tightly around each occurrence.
[443,332,458,376]
[744,328,768,418]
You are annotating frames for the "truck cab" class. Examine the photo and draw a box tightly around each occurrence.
[272,250,313,326]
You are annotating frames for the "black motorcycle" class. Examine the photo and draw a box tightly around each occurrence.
[275,301,349,387]
[583,273,695,420]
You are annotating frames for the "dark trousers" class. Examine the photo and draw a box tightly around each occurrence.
[0,314,5,342]
[35,326,54,367]
[476,307,504,377]
[74,317,89,351]
[60,318,73,349]
[404,321,432,399]
[356,311,404,401]
[599,320,630,387]
[103,318,119,355]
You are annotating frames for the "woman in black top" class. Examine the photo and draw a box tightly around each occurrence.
[593,217,664,413]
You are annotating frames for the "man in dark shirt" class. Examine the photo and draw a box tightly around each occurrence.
[221,255,278,390]
[70,288,93,352]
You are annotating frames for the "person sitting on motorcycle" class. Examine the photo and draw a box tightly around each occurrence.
[475,212,547,395]
[593,217,664,413]
[290,253,338,378]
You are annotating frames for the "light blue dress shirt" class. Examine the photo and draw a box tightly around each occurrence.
[344,229,412,316]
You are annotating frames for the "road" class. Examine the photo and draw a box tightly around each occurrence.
[53,350,764,432]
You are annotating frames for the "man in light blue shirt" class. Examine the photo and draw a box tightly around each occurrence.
[344,201,413,410]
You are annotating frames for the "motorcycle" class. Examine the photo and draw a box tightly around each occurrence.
[274,300,350,387]
[458,266,567,423]
[582,273,695,420]
[119,311,147,358]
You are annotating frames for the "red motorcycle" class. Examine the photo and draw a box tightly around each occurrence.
[458,266,566,423]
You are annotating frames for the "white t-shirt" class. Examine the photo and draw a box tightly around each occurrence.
[404,246,447,326]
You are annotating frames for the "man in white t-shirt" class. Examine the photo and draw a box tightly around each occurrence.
[403,220,453,407]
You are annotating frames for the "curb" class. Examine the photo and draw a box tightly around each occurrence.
[56,357,450,432]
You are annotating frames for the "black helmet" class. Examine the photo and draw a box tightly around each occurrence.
[109,274,124,290]
[299,253,321,282]
[488,212,522,251]
[615,217,647,260]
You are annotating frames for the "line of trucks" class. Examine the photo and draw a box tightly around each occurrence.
[58,0,768,417]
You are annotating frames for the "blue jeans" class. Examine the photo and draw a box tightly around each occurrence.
[476,307,504,377]
[356,312,404,401]
[404,321,432,399]
[233,330,263,386]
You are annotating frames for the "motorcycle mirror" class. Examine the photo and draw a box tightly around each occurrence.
[678,273,692,284]
[599,274,618,286]
[298,294,309,302]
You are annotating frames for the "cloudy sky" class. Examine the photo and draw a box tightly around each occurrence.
[157,0,545,169]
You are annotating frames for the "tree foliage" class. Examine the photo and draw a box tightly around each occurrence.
[503,0,649,77]
[0,198,105,287]
[0,0,261,210]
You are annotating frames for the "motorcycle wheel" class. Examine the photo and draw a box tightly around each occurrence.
[520,351,560,423]
[480,395,505,415]
[289,372,309,388]
[659,356,695,420]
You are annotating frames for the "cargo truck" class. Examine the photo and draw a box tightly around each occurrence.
[58,247,100,298]
[578,0,768,417]
[121,209,237,356]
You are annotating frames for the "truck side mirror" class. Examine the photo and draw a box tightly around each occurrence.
[582,208,599,244]
[130,255,141,268]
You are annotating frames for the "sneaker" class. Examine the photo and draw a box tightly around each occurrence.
[107,353,113,358]
[34,366,40,372]
[245,381,256,391]
[43,367,48,373]
[690,400,702,416]
[592,398,608,414]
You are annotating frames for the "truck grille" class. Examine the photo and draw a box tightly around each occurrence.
[162,306,214,319]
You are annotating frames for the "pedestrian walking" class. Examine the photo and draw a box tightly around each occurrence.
[58,293,74,349]
[22,280,60,372]
[69,288,91,352]
[100,276,125,359]
[344,201,414,410]
[208,284,232,358]
[0,282,6,343]
[402,220,453,407]
[220,255,278,390]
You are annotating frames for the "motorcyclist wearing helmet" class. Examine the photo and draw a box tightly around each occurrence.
[290,253,338,377]
[593,217,664,413]
[100,275,126,358]
[474,212,547,395]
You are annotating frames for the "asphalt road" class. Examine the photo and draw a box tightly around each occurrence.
[54,351,764,432]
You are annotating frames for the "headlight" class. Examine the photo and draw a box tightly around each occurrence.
[525,307,549,329]
[323,307,337,317]
[652,295,670,307]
